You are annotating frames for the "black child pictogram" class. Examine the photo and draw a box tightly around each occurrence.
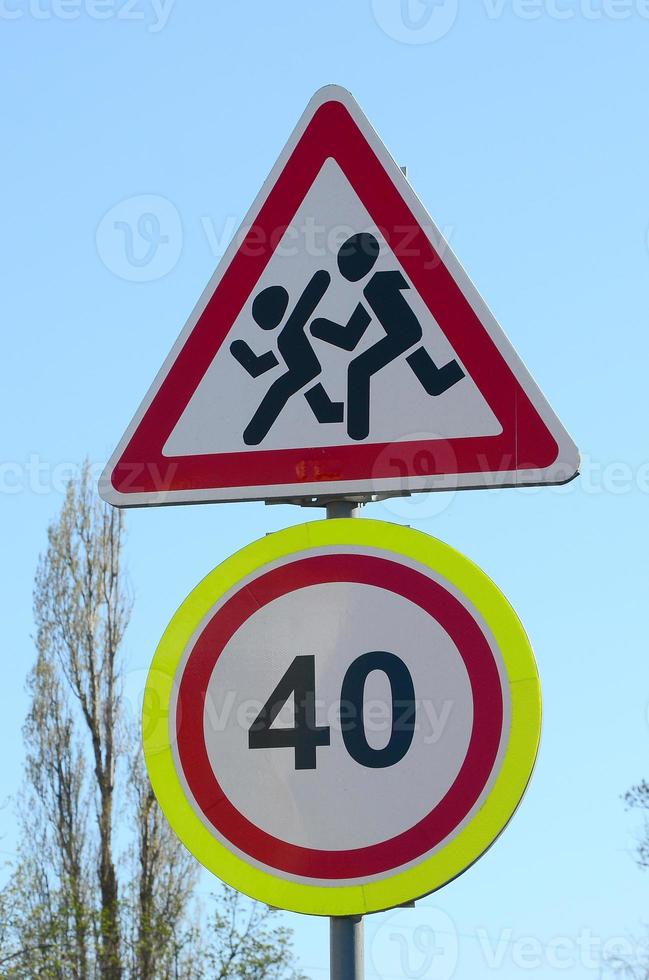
[230,272,343,446]
[310,233,466,441]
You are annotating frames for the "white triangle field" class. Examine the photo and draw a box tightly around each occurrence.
[163,159,502,457]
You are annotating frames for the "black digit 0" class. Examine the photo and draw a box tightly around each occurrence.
[248,655,331,770]
[340,651,416,768]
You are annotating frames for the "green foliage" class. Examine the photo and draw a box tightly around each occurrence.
[199,888,307,980]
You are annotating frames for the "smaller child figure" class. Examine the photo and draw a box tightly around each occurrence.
[231,272,343,446]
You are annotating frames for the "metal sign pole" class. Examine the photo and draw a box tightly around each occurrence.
[330,915,364,980]
[325,498,363,980]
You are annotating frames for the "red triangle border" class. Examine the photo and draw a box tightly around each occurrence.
[104,89,577,504]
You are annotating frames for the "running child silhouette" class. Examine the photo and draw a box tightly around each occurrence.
[230,270,343,446]
[310,233,465,441]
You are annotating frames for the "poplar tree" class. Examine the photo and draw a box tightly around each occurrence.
[0,464,305,980]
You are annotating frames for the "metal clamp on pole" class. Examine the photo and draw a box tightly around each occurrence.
[330,916,364,980]
[325,499,362,519]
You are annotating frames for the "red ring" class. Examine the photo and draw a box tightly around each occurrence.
[176,554,504,879]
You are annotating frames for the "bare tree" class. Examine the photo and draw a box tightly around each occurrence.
[624,781,649,870]
[124,749,198,980]
[22,653,91,978]
[0,464,306,980]
[33,464,129,979]
[607,782,649,977]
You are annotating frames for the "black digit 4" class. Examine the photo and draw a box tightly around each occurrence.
[248,655,331,770]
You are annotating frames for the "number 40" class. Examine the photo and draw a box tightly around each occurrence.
[248,652,416,771]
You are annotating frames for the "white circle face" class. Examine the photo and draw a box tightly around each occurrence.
[170,545,511,885]
[203,581,474,851]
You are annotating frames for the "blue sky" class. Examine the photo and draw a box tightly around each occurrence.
[2,1,649,977]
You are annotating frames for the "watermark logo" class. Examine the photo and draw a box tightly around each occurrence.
[96,194,182,282]
[371,905,459,979]
[370,431,460,521]
[371,0,460,43]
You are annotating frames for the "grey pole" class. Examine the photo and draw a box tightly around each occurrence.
[325,499,361,519]
[326,500,364,980]
[330,915,364,980]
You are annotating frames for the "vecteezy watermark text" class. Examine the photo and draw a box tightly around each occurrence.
[372,0,649,45]
[0,0,175,31]
[4,452,649,501]
[95,192,456,283]
[371,905,643,978]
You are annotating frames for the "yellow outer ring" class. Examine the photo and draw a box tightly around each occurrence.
[143,519,541,916]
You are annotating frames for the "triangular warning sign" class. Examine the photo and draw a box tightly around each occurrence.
[100,85,579,507]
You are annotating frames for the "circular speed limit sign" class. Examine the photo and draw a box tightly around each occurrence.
[143,519,541,916]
